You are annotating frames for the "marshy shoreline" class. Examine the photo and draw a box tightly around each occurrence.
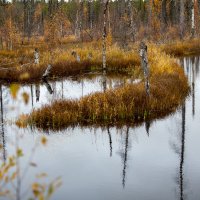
[15,43,191,130]
[1,39,200,84]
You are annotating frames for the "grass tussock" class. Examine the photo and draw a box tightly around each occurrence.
[23,46,189,130]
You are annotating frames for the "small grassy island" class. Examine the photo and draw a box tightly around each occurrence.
[15,44,190,130]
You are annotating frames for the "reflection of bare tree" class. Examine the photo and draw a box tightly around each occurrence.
[35,83,40,102]
[169,102,186,200]
[0,84,6,162]
[180,103,186,200]
[122,126,129,188]
[117,126,130,188]
[102,69,107,92]
[145,120,151,136]
[43,79,53,94]
[107,126,112,157]
[30,84,34,107]
[52,81,57,99]
[81,78,84,97]
[195,57,199,76]
[192,59,195,116]
[61,78,64,99]
[182,56,200,116]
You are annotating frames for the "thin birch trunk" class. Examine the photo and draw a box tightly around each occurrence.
[127,0,135,42]
[102,0,109,71]
[75,10,80,39]
[180,0,185,39]
[191,0,195,37]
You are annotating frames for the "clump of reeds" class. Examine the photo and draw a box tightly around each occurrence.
[23,46,189,130]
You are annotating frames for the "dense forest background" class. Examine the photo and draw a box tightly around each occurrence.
[0,0,200,50]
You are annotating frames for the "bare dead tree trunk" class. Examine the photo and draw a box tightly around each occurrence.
[170,0,176,25]
[27,0,35,41]
[8,40,12,51]
[108,3,111,33]
[23,0,27,42]
[79,0,83,42]
[34,48,39,64]
[191,0,195,37]
[0,37,3,50]
[88,0,94,30]
[127,0,135,42]
[194,0,200,36]
[148,0,153,28]
[161,0,167,31]
[75,0,83,41]
[48,0,53,17]
[75,9,80,39]
[139,42,150,96]
[102,0,109,71]
[40,1,45,36]
[180,0,185,39]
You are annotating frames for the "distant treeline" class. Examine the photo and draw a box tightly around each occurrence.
[0,0,200,49]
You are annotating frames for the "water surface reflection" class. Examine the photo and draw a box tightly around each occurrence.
[0,56,200,200]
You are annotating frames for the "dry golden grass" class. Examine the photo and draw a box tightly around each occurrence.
[23,45,189,130]
[1,38,200,83]
[0,43,141,83]
[161,38,200,57]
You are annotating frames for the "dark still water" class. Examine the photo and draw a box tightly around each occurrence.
[0,57,200,200]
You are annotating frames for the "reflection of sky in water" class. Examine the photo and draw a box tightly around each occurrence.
[2,75,141,120]
[0,57,200,200]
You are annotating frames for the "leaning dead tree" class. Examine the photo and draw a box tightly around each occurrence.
[139,42,150,96]
[42,64,52,80]
[102,0,109,71]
